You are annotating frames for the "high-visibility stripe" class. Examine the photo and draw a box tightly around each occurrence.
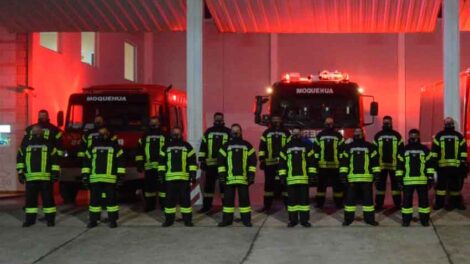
[223,207,235,213]
[89,206,101,213]
[288,205,299,212]
[418,207,431,214]
[180,207,192,213]
[264,191,274,197]
[16,163,25,169]
[239,206,251,213]
[436,190,447,196]
[82,168,91,173]
[219,149,226,157]
[376,190,386,195]
[333,192,343,198]
[218,166,226,173]
[165,207,176,214]
[159,192,166,198]
[25,207,38,213]
[101,193,107,198]
[362,205,374,212]
[51,165,60,171]
[189,165,198,171]
[43,207,57,213]
[401,207,413,214]
[145,192,157,197]
[248,166,256,172]
[298,205,310,212]
[449,191,460,196]
[344,205,356,212]
[392,190,401,195]
[278,169,287,175]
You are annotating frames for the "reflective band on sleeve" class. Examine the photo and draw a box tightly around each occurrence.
[164,207,176,214]
[117,167,126,174]
[223,207,235,213]
[43,207,57,214]
[198,152,206,158]
[16,163,25,169]
[116,150,124,157]
[344,205,356,212]
[278,169,287,175]
[362,205,375,212]
[248,166,256,172]
[418,207,431,214]
[81,168,91,173]
[449,191,460,196]
[392,190,401,195]
[239,206,252,213]
[219,149,227,157]
[189,165,198,171]
[180,207,192,214]
[51,165,60,171]
[372,167,381,173]
[159,192,166,198]
[259,151,266,157]
[401,207,413,214]
[25,207,38,214]
[135,155,144,161]
[187,150,195,157]
[333,192,343,198]
[158,165,166,171]
[436,190,447,196]
[89,206,101,213]
[339,167,348,173]
[218,166,226,173]
[145,192,157,197]
[101,193,107,199]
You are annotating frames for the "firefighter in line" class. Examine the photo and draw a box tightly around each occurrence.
[22,109,64,157]
[218,124,257,227]
[158,127,197,227]
[82,126,125,228]
[373,116,404,210]
[340,128,381,226]
[258,114,290,213]
[136,116,167,212]
[396,129,435,226]
[313,117,344,209]
[77,115,117,158]
[431,117,468,210]
[17,125,60,227]
[198,112,231,213]
[278,126,316,227]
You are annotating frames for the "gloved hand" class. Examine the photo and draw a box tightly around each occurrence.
[18,171,25,184]
[190,172,197,183]
[308,174,317,186]
[260,161,266,171]
[374,173,381,185]
[279,176,287,186]
[340,173,348,188]
[81,174,89,188]
[219,174,226,185]
[461,161,469,178]
[248,173,255,186]
[427,174,435,187]
[116,174,124,188]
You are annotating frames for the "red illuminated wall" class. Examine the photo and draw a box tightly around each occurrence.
[29,32,145,125]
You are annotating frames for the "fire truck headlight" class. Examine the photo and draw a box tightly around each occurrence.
[266,86,273,94]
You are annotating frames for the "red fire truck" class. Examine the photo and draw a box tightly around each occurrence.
[57,84,187,203]
[419,69,470,150]
[254,71,378,138]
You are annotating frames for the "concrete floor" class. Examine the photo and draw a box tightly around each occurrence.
[2,194,470,264]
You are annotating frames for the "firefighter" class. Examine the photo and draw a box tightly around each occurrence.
[258,114,290,212]
[22,109,64,157]
[136,116,167,212]
[431,117,468,210]
[81,126,125,228]
[17,125,60,227]
[340,128,381,226]
[313,117,344,208]
[158,127,197,227]
[77,115,117,158]
[373,116,404,210]
[218,124,257,227]
[198,112,231,213]
[396,129,435,226]
[278,126,316,227]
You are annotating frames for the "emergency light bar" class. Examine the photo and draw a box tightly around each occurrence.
[281,70,349,83]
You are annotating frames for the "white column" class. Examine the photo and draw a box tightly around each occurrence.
[187,0,204,204]
[397,33,406,138]
[443,0,461,128]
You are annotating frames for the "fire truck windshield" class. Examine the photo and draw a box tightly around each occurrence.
[66,96,149,132]
[272,95,360,128]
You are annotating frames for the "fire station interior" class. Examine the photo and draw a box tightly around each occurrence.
[1,0,470,263]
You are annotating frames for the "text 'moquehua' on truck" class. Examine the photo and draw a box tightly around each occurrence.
[254,71,379,138]
[56,84,187,204]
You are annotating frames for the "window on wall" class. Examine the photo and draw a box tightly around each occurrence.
[39,32,59,52]
[124,42,136,81]
[81,32,96,66]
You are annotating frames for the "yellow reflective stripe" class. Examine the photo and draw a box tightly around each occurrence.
[248,148,255,156]
[376,190,386,195]
[180,207,192,213]
[25,208,38,213]
[198,152,206,158]
[344,205,356,212]
[264,191,274,197]
[218,166,226,173]
[333,192,343,198]
[219,149,227,157]
[117,167,126,174]
[158,165,166,171]
[392,190,401,195]
[16,163,25,169]
[449,191,460,196]
[436,190,447,196]
[298,205,310,212]
[339,167,348,173]
[223,207,235,213]
[135,155,144,161]
[363,205,374,212]
[189,165,198,171]
[77,152,85,157]
[116,149,123,157]
[418,207,431,213]
[165,207,177,214]
[288,205,299,212]
[82,168,91,173]
[144,192,157,197]
[258,150,266,157]
[43,207,57,213]
[89,206,101,213]
[187,150,195,157]
[159,192,166,198]
[395,170,404,176]
[248,166,256,172]
[239,206,251,213]
[278,169,287,175]
[401,207,413,214]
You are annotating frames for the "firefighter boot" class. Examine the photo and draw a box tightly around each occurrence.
[392,194,402,209]
[162,214,175,227]
[343,212,354,226]
[241,213,252,227]
[287,212,299,227]
[447,196,458,211]
[144,197,156,212]
[315,196,325,209]
[218,213,234,227]
[22,213,37,227]
[334,194,344,209]
[197,197,212,214]
[300,211,311,228]
[401,213,412,227]
[375,194,385,211]
[108,212,118,228]
[46,213,56,227]
[364,212,379,226]
[433,195,445,210]
[183,213,194,227]
[419,213,430,227]
[259,196,273,213]
[456,195,466,210]
[87,212,99,228]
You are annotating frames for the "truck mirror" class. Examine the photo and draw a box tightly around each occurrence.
[57,111,64,127]
[254,96,269,124]
[370,102,378,116]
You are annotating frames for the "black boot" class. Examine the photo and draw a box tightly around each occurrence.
[144,197,156,212]
[87,221,98,228]
[315,196,325,209]
[218,213,234,227]
[198,197,212,213]
[456,195,466,210]
[300,211,311,227]
[46,213,56,227]
[259,196,273,213]
[183,213,194,227]
[162,214,175,227]
[447,196,458,211]
[334,195,344,209]
[23,213,37,227]
[375,195,385,210]
[241,213,252,227]
[364,212,379,226]
[108,221,118,228]
[434,195,445,210]
[402,213,412,227]
[287,212,299,227]
[392,194,402,209]
[419,213,430,227]
[343,212,354,226]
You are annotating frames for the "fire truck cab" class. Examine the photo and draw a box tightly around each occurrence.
[57,84,187,203]
[254,71,378,138]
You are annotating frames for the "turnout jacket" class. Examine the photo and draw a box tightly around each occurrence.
[313,128,344,169]
[431,129,467,168]
[17,136,60,181]
[199,125,231,167]
[158,139,197,181]
[258,127,291,166]
[396,142,435,185]
[339,140,380,183]
[81,138,125,183]
[373,129,404,170]
[135,128,167,171]
[23,122,64,157]
[77,127,118,158]
[218,138,257,185]
[278,138,317,185]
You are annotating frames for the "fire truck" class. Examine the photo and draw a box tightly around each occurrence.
[57,84,187,203]
[419,69,470,151]
[254,71,378,138]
